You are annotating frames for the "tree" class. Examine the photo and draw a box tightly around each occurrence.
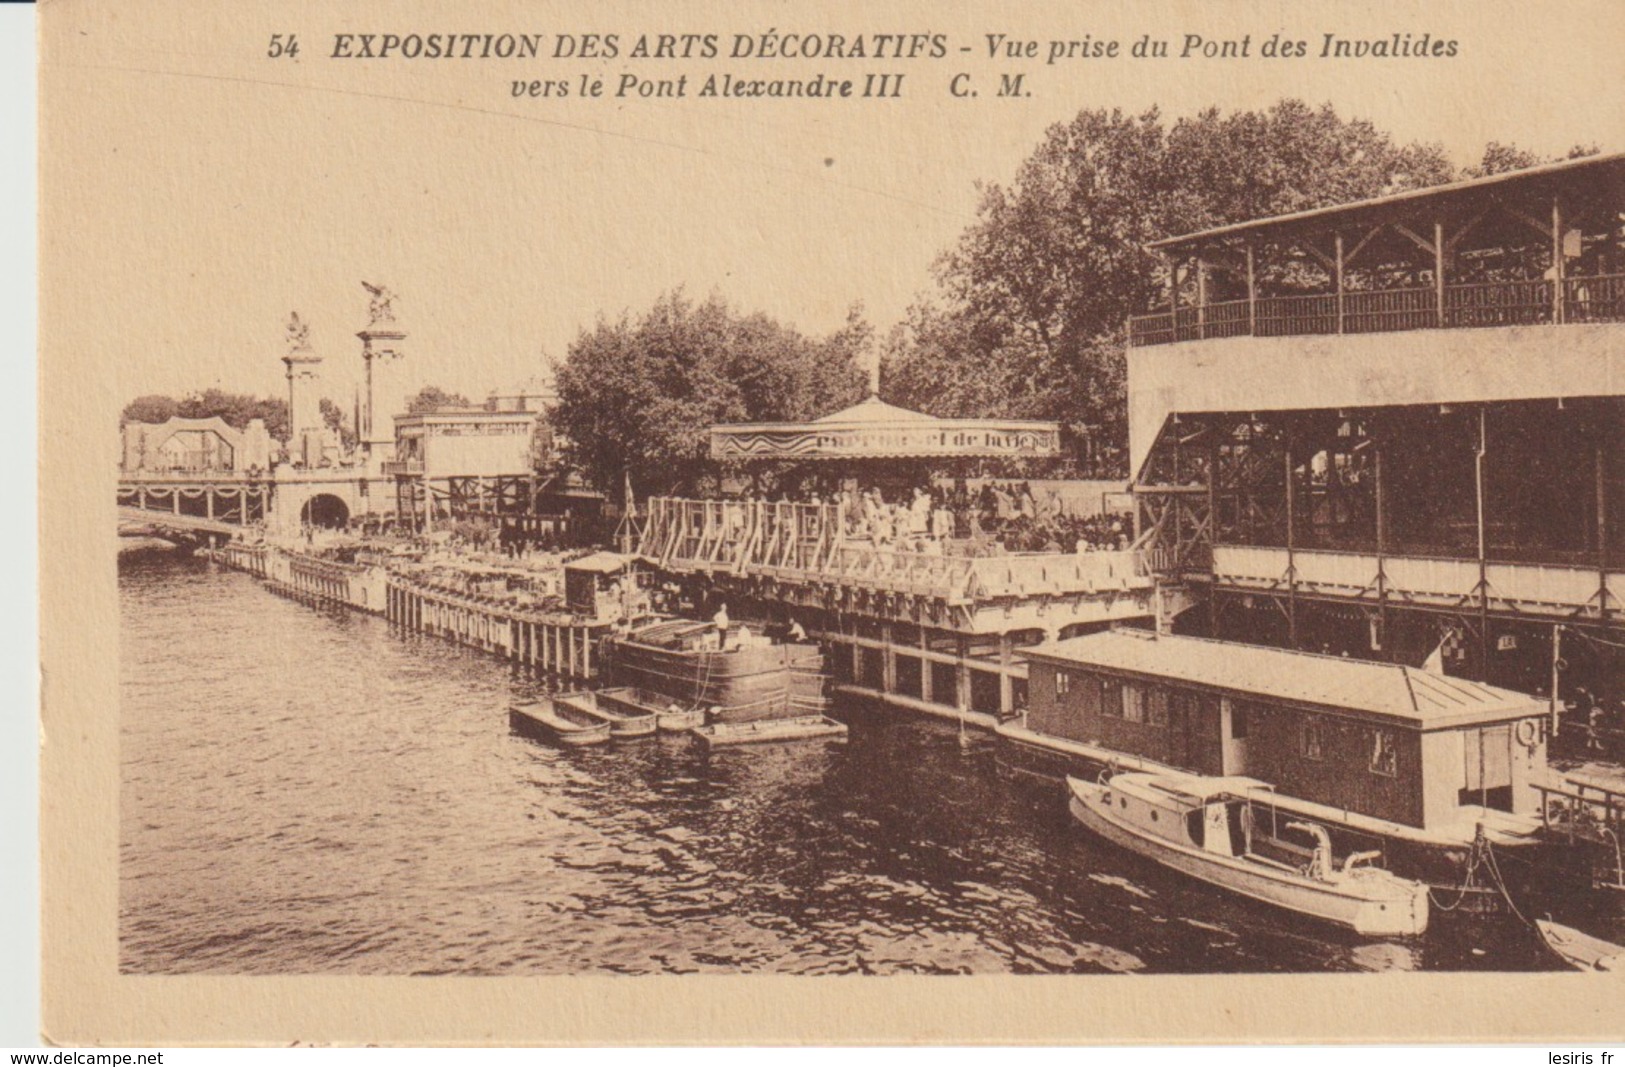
[1466,141,1599,178]
[883,99,1461,477]
[552,291,868,495]
[121,394,179,427]
[406,385,473,413]
[123,389,289,440]
[319,397,358,450]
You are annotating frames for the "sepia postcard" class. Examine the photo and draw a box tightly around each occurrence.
[39,0,1625,1046]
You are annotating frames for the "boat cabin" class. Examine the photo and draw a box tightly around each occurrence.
[1025,630,1549,832]
[562,551,645,618]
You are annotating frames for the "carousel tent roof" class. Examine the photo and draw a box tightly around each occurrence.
[710,395,1061,461]
[812,395,940,425]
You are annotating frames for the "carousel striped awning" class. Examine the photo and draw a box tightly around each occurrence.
[709,395,1062,461]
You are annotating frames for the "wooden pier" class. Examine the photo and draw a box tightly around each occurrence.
[383,569,610,680]
[206,542,609,681]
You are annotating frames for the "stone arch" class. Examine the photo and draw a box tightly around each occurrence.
[300,493,350,529]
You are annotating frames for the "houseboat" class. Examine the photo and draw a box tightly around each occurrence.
[1006,629,1554,893]
[1068,771,1430,937]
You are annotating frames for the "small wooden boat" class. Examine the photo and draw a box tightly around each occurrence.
[1536,919,1623,971]
[1068,772,1429,937]
[657,707,706,732]
[691,715,849,749]
[555,690,655,739]
[595,686,703,733]
[509,698,612,746]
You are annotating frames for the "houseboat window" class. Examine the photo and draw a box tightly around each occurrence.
[1101,679,1122,717]
[1055,670,1070,696]
[1231,703,1250,740]
[1370,729,1398,777]
[1301,717,1325,761]
[1147,688,1169,727]
[1122,684,1146,724]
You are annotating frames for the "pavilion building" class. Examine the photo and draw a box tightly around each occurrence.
[1125,153,1623,708]
[637,394,1158,722]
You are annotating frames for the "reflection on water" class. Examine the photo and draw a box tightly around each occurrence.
[119,551,1551,974]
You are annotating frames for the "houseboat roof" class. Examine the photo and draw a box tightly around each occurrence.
[1026,630,1542,728]
[563,551,632,575]
[1146,150,1625,253]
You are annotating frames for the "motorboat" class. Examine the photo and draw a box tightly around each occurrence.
[1067,771,1429,937]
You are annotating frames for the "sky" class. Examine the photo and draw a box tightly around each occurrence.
[41,0,1625,420]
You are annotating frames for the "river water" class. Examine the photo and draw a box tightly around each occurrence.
[119,551,1550,974]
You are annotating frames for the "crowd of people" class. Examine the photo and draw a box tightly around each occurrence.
[728,480,1135,557]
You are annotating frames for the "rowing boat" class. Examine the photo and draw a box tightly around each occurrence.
[509,698,612,746]
[691,715,849,749]
[1536,918,1623,971]
[554,690,656,739]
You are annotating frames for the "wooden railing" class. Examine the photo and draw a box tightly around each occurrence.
[1256,293,1338,337]
[1343,287,1435,333]
[637,497,1150,603]
[1129,274,1625,347]
[1444,279,1551,327]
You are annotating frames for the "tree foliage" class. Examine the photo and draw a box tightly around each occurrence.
[882,99,1463,477]
[552,291,870,495]
[406,385,473,413]
[1465,141,1599,178]
[319,397,359,450]
[121,389,289,441]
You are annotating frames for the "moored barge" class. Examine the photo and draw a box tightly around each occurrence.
[1007,629,1557,898]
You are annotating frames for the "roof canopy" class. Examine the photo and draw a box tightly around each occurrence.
[710,395,1061,462]
[1148,151,1625,256]
[1025,630,1541,728]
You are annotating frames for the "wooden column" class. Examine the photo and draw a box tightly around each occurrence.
[1597,432,1611,617]
[1196,255,1209,340]
[1245,243,1257,336]
[1374,443,1389,657]
[998,632,1014,716]
[919,627,934,705]
[1334,232,1345,334]
[1207,429,1220,633]
[956,636,972,714]
[1552,198,1566,324]
[1284,440,1298,648]
[1434,221,1446,327]
[1475,407,1490,679]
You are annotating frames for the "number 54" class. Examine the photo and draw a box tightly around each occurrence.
[267,34,300,59]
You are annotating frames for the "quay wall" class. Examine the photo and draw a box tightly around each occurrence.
[206,542,606,681]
